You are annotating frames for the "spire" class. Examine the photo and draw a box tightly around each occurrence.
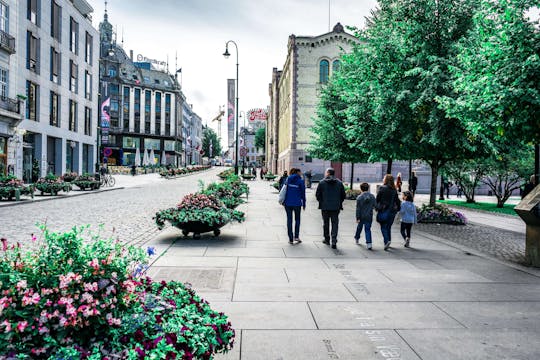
[104,0,108,21]
[99,0,113,43]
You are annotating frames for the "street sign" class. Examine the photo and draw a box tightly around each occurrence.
[240,147,247,156]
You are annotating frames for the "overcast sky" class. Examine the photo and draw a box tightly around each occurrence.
[90,0,378,142]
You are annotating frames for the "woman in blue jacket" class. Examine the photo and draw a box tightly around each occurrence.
[283,168,306,244]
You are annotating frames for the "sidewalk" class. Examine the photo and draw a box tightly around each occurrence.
[144,177,540,360]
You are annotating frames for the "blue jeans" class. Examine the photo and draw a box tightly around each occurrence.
[285,206,301,241]
[379,211,397,245]
[355,221,372,244]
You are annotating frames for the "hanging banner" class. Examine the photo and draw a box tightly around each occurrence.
[101,97,111,128]
[248,108,268,121]
[227,79,235,149]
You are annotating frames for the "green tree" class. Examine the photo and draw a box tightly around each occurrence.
[255,127,266,152]
[202,127,222,159]
[443,160,488,204]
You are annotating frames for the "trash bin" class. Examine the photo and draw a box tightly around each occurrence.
[514,185,540,267]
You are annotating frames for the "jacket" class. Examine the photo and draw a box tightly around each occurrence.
[356,192,376,222]
[283,174,306,207]
[400,201,417,224]
[316,176,346,211]
[376,185,401,212]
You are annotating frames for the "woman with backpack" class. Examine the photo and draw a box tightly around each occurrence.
[281,168,306,245]
[376,174,401,250]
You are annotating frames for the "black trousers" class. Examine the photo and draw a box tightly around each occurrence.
[400,222,412,239]
[322,210,340,243]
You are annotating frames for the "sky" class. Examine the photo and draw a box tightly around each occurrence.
[90,0,378,144]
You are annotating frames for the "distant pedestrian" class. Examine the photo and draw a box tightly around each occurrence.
[260,167,266,180]
[316,168,346,249]
[355,182,376,250]
[456,182,463,198]
[399,191,417,248]
[396,173,403,192]
[305,170,313,189]
[409,171,418,197]
[376,174,401,250]
[131,164,137,176]
[444,181,452,198]
[522,175,537,198]
[278,171,288,190]
[282,168,306,245]
[252,167,257,178]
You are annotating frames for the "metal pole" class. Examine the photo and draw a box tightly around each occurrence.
[235,52,239,175]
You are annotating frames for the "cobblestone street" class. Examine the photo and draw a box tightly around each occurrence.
[0,169,220,248]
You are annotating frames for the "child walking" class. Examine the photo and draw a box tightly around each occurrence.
[355,182,376,250]
[399,191,417,247]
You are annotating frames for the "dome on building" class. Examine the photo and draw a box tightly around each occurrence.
[332,22,344,33]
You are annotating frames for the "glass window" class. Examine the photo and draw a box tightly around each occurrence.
[332,60,341,74]
[50,91,59,127]
[69,17,78,54]
[51,1,61,41]
[123,86,130,130]
[0,67,7,98]
[84,107,91,136]
[123,137,140,148]
[69,100,77,132]
[69,60,78,93]
[134,88,141,133]
[26,81,38,121]
[0,2,8,33]
[319,60,329,84]
[163,140,175,151]
[144,138,160,150]
[84,71,92,100]
[27,31,39,73]
[27,0,38,25]
[50,47,60,84]
[85,32,93,64]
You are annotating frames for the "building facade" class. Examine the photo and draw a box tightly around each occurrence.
[182,101,202,166]
[0,0,23,176]
[7,0,99,181]
[98,9,184,167]
[267,23,357,176]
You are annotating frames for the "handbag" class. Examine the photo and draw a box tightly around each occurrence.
[278,181,288,205]
[376,191,397,223]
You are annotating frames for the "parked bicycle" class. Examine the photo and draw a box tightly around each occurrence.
[100,173,116,187]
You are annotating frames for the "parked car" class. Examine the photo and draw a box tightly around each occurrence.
[224,159,233,167]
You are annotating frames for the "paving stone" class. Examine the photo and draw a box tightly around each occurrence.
[233,282,356,302]
[238,257,329,270]
[379,269,492,283]
[153,255,238,268]
[205,247,285,258]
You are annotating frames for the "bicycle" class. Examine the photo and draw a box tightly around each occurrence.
[100,173,116,187]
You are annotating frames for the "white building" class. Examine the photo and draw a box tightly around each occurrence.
[10,0,99,181]
[182,101,202,166]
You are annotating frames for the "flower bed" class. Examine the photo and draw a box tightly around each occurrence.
[417,204,467,225]
[72,174,101,191]
[345,188,362,200]
[0,176,34,201]
[155,193,245,238]
[201,182,246,209]
[222,175,249,198]
[0,226,235,358]
[35,174,72,195]
[217,169,234,180]
[61,172,78,183]
[160,166,211,178]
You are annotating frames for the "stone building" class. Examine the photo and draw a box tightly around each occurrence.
[266,23,358,177]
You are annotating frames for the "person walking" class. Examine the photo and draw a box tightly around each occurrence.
[396,172,403,192]
[278,170,288,190]
[282,168,306,245]
[305,170,313,189]
[355,182,376,250]
[409,171,418,197]
[399,191,417,248]
[316,168,346,249]
[376,174,401,250]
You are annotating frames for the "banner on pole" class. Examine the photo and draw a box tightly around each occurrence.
[227,79,235,149]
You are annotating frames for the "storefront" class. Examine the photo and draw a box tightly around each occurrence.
[0,136,7,175]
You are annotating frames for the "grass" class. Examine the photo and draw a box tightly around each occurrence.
[437,199,517,216]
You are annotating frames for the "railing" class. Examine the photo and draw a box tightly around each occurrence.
[0,30,15,54]
[0,96,20,113]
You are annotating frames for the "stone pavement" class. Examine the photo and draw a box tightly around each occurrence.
[143,176,540,360]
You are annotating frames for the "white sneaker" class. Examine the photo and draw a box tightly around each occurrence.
[404,238,410,248]
[366,243,372,250]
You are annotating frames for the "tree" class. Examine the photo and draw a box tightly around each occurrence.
[443,160,488,204]
[202,127,222,159]
[255,127,266,152]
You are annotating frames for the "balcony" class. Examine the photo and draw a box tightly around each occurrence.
[0,30,15,55]
[0,97,20,114]
[0,96,23,128]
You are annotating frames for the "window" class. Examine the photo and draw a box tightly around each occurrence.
[51,1,61,41]
[69,100,77,132]
[27,0,38,25]
[69,17,78,54]
[84,107,91,135]
[26,81,38,121]
[85,32,93,64]
[50,47,60,84]
[49,92,59,127]
[144,138,160,150]
[332,60,340,74]
[319,60,329,84]
[134,89,141,133]
[69,60,78,93]
[123,137,140,148]
[84,71,91,100]
[0,2,8,33]
[123,86,130,130]
[155,92,161,134]
[0,67,7,98]
[108,66,116,77]
[144,90,151,134]
[27,31,39,73]
[165,94,171,136]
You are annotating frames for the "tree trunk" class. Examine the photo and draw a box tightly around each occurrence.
[350,163,354,190]
[429,163,439,206]
[496,197,504,208]
[439,175,445,200]
[386,159,393,175]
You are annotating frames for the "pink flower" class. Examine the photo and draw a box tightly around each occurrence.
[83,282,98,292]
[31,234,37,242]
[81,292,93,304]
[16,321,28,333]
[16,280,27,290]
[1,238,7,251]
[88,258,100,270]
[22,292,40,306]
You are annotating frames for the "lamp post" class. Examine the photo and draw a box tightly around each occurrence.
[223,40,239,175]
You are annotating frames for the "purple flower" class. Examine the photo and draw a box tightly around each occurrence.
[147,246,156,256]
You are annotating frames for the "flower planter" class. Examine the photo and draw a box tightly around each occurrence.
[264,175,277,181]
[175,220,227,238]
[241,174,256,180]
[35,182,71,196]
[0,185,34,201]
[73,180,101,190]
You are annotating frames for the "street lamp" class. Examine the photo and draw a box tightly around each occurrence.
[223,40,239,175]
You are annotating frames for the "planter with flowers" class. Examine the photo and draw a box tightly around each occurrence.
[417,203,467,225]
[155,193,245,238]
[73,173,101,191]
[217,169,234,180]
[222,175,249,198]
[264,172,277,181]
[61,172,78,183]
[0,226,235,358]
[0,175,34,201]
[200,182,246,209]
[35,173,72,196]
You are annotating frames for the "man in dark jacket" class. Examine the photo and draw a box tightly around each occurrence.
[316,168,346,249]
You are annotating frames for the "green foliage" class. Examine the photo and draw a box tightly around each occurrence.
[202,127,223,158]
[438,199,518,216]
[443,160,488,203]
[255,127,266,151]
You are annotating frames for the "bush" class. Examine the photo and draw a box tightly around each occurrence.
[0,226,235,358]
[417,204,467,225]
[62,172,78,182]
[35,174,71,195]
[201,182,246,209]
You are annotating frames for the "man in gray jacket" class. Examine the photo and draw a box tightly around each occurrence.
[316,168,346,249]
[355,182,376,249]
